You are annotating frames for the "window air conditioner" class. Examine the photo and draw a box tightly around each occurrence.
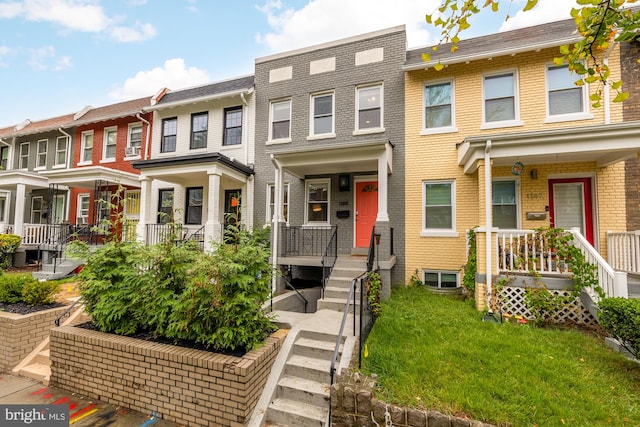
[125,146,139,156]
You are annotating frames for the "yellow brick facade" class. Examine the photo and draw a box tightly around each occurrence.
[404,44,627,285]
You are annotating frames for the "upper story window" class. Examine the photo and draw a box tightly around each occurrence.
[161,117,177,153]
[223,106,243,146]
[422,180,457,237]
[267,183,289,224]
[103,127,117,160]
[190,112,208,149]
[270,99,291,142]
[356,84,383,131]
[424,80,455,133]
[81,131,93,163]
[493,179,519,229]
[311,92,334,137]
[547,64,589,120]
[55,136,68,167]
[19,142,29,169]
[36,139,47,169]
[0,146,9,170]
[306,179,330,224]
[483,71,521,128]
[127,123,142,156]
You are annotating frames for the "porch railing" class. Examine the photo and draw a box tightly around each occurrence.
[146,223,184,245]
[281,225,338,257]
[321,226,338,298]
[0,224,14,234]
[22,224,63,245]
[607,230,640,275]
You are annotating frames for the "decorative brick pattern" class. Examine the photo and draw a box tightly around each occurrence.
[49,326,286,427]
[331,372,496,427]
[0,306,69,373]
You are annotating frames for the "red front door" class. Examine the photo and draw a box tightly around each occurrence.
[355,181,378,248]
[548,178,594,245]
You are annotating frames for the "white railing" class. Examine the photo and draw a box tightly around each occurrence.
[607,230,640,275]
[0,223,14,234]
[497,229,569,275]
[21,224,63,245]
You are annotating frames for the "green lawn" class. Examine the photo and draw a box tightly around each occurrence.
[361,286,640,427]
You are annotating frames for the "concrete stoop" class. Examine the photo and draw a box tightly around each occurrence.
[317,256,366,313]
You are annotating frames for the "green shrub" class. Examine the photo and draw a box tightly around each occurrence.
[599,297,640,359]
[21,280,60,306]
[0,274,35,303]
[0,234,21,269]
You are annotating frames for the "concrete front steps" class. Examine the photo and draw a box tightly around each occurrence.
[317,255,367,312]
[32,258,83,281]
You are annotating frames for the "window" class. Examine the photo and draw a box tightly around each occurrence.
[157,189,174,224]
[31,197,43,223]
[81,131,93,163]
[423,181,455,232]
[185,187,203,224]
[357,85,382,130]
[96,191,111,225]
[190,112,208,149]
[19,143,29,169]
[311,92,334,136]
[483,72,517,123]
[0,196,5,222]
[267,183,289,223]
[270,99,291,141]
[423,270,459,289]
[306,180,329,224]
[547,65,585,116]
[223,106,243,146]
[0,146,8,170]
[103,127,117,160]
[127,123,142,155]
[424,81,454,130]
[77,194,90,224]
[493,180,518,229]
[53,194,65,223]
[125,190,141,217]
[55,136,68,166]
[36,140,47,168]
[161,118,177,153]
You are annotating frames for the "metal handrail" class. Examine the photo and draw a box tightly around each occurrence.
[321,226,338,298]
[284,279,309,313]
[54,296,84,327]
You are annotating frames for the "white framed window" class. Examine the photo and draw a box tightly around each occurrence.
[77,194,90,224]
[36,139,47,169]
[52,194,66,223]
[305,179,330,225]
[81,131,93,164]
[269,99,292,143]
[103,126,117,161]
[422,180,457,237]
[31,196,43,223]
[482,71,522,129]
[55,136,68,167]
[355,84,383,133]
[124,190,141,217]
[0,195,6,222]
[267,183,289,224]
[423,79,457,134]
[492,179,519,229]
[310,92,335,138]
[546,64,592,122]
[126,123,142,157]
[423,270,459,289]
[19,142,29,169]
[0,146,9,170]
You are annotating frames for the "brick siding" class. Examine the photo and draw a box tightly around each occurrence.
[622,40,640,230]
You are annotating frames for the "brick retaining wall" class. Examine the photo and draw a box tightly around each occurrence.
[49,326,286,427]
[331,372,496,427]
[0,306,69,373]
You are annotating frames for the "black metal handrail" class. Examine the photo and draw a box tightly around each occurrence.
[146,223,184,245]
[321,226,338,299]
[366,227,377,272]
[54,296,84,327]
[281,225,338,257]
[284,279,308,313]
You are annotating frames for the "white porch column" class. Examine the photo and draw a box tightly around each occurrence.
[206,169,222,250]
[242,176,254,231]
[271,159,285,293]
[376,151,389,222]
[136,177,152,244]
[14,184,26,239]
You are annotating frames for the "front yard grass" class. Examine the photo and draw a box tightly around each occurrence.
[361,286,640,427]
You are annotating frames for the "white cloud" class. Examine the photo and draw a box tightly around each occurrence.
[28,45,71,71]
[108,58,210,100]
[256,0,438,53]
[499,0,579,32]
[2,0,157,42]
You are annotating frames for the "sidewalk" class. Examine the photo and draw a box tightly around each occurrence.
[0,375,180,426]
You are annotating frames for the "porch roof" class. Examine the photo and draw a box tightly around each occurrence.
[40,166,141,189]
[269,139,393,178]
[457,121,640,174]
[0,170,49,190]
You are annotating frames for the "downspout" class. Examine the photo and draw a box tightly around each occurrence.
[136,113,151,160]
[58,128,73,168]
[58,127,73,223]
[485,140,493,313]
[602,41,617,125]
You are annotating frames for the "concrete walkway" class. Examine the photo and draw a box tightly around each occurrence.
[0,374,179,426]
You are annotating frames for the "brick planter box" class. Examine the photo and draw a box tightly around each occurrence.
[49,326,286,427]
[0,305,69,373]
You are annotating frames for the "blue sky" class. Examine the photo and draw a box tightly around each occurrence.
[0,0,578,128]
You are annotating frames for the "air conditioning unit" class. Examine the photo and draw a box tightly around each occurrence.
[125,146,140,156]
